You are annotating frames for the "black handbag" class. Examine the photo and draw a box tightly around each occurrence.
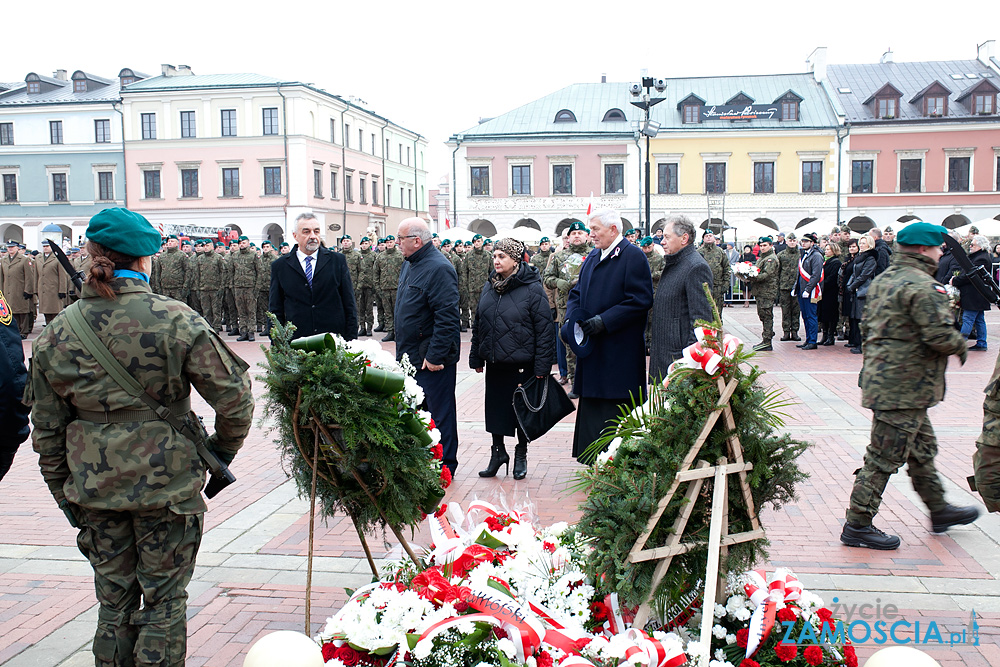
[512,374,576,442]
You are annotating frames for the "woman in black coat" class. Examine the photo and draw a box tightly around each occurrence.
[839,239,858,341]
[470,238,556,479]
[846,235,878,354]
[817,243,842,345]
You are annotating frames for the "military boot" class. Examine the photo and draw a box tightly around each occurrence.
[930,504,980,533]
[840,522,900,550]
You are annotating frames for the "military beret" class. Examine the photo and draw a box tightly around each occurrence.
[884,225,893,232]
[839,225,851,233]
[625,228,639,235]
[567,221,589,234]
[442,239,452,245]
[238,235,249,242]
[167,234,178,240]
[361,237,370,243]
[702,230,715,238]
[280,241,289,247]
[802,233,819,243]
[261,240,273,246]
[970,226,979,234]
[539,237,550,243]
[639,236,654,247]
[376,237,385,243]
[215,241,225,247]
[181,239,192,246]
[86,208,162,258]
[340,235,351,241]
[485,239,493,244]
[464,241,473,246]
[385,235,395,241]
[896,222,948,247]
[473,234,483,241]
[759,236,773,244]
[432,233,439,238]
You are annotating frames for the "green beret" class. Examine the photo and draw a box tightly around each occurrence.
[432,233,439,238]
[639,236,654,247]
[473,234,483,241]
[539,237,550,243]
[167,234,178,240]
[759,236,773,244]
[377,237,385,244]
[238,235,249,242]
[386,235,396,241]
[215,241,225,247]
[896,222,948,247]
[485,238,493,244]
[442,239,452,245]
[361,237,370,243]
[568,221,589,234]
[464,241,473,246]
[340,235,352,241]
[280,242,289,247]
[86,208,162,258]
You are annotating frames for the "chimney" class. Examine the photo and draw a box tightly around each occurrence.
[53,69,68,81]
[978,40,996,65]
[176,65,194,76]
[880,48,894,64]
[806,47,827,82]
[601,73,607,84]
[161,64,177,77]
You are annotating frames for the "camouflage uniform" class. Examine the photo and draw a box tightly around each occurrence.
[197,250,225,331]
[156,247,189,301]
[255,253,274,331]
[25,277,253,667]
[358,248,377,334]
[232,248,259,337]
[463,247,492,327]
[777,245,801,339]
[698,243,732,319]
[223,251,237,333]
[747,248,780,344]
[451,251,468,328]
[186,250,201,313]
[530,249,556,314]
[373,247,404,334]
[846,251,968,527]
[643,249,665,347]
[975,361,1000,512]
[543,242,589,383]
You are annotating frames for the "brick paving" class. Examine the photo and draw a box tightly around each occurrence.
[2,305,999,665]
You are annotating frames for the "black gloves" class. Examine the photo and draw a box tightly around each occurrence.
[23,293,31,300]
[580,315,606,337]
[58,293,66,299]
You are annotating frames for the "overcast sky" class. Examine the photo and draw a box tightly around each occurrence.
[5,1,996,184]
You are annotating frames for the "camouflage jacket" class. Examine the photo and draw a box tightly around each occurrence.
[232,248,258,289]
[256,253,275,291]
[463,248,492,297]
[25,278,254,513]
[530,250,556,309]
[450,252,466,293]
[543,244,590,314]
[777,247,800,291]
[359,248,376,289]
[749,249,780,294]
[699,244,732,294]
[644,250,665,290]
[222,252,235,288]
[373,247,404,291]
[860,251,968,410]
[341,248,363,289]
[185,252,199,292]
[157,247,188,291]
[197,252,225,290]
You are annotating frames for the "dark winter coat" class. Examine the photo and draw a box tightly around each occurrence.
[874,238,893,275]
[936,249,959,284]
[649,243,714,380]
[952,248,993,312]
[847,249,877,320]
[0,298,29,482]
[394,242,460,368]
[818,257,842,324]
[470,262,555,376]
[839,254,857,319]
[269,245,357,340]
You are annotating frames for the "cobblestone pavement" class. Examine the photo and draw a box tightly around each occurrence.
[2,305,999,666]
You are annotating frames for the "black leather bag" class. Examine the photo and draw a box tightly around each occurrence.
[512,374,576,442]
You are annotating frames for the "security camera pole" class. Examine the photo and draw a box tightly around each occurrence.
[630,77,666,236]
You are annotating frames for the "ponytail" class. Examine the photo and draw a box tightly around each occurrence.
[85,241,141,300]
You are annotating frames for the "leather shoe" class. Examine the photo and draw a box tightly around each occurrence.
[779,334,792,342]
[930,504,979,533]
[840,522,900,550]
[558,376,568,386]
[822,338,836,346]
[800,343,818,350]
[969,345,988,352]
[382,332,395,342]
[247,333,255,342]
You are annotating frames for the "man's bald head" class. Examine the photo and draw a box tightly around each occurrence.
[398,217,432,257]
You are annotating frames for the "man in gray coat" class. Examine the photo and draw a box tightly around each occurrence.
[649,215,715,381]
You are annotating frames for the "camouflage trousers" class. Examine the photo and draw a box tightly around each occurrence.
[459,292,471,328]
[187,290,200,314]
[358,286,375,331]
[198,290,222,331]
[224,288,237,330]
[75,507,202,667]
[779,291,800,335]
[380,289,397,333]
[160,288,186,302]
[711,290,726,322]
[756,291,776,343]
[256,289,269,329]
[846,408,947,526]
[234,288,256,336]
[466,290,480,327]
[974,397,1000,513]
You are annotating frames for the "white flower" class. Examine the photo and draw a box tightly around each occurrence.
[497,638,516,659]
[712,624,728,639]
[413,638,433,660]
[713,648,728,661]
[714,603,727,618]
[725,633,736,645]
[734,607,751,622]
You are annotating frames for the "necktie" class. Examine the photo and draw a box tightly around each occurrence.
[304,255,313,287]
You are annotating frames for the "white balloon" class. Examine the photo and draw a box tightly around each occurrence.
[243,630,325,667]
[864,646,941,667]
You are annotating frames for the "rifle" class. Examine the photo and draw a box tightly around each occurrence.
[53,243,236,498]
[941,235,1000,305]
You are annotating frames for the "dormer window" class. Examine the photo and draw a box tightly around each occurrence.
[955,79,998,115]
[118,68,139,88]
[927,96,946,116]
[864,83,903,120]
[554,109,577,123]
[602,108,626,122]
[910,81,951,117]
[27,81,40,94]
[974,93,995,114]
[74,79,87,92]
[877,98,897,118]
[121,77,135,86]
[781,100,798,121]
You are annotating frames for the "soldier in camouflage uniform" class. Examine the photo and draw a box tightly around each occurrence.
[777,233,801,341]
[543,222,590,394]
[452,241,469,331]
[181,239,200,313]
[197,241,225,331]
[841,222,980,550]
[357,237,376,336]
[373,235,404,341]
[745,236,780,351]
[640,237,665,350]
[24,207,253,667]
[463,235,492,328]
[974,356,1000,513]
[339,235,363,296]
[530,236,556,317]
[231,236,259,341]
[256,242,276,333]
[156,236,189,302]
[222,243,238,334]
[698,231,731,320]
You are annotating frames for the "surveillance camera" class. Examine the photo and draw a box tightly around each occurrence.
[629,83,642,97]
[654,78,667,92]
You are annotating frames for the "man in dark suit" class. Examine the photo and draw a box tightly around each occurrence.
[0,286,30,482]
[269,212,357,340]
[562,208,653,462]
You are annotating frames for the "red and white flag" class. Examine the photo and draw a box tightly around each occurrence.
[585,192,594,218]
[445,218,451,229]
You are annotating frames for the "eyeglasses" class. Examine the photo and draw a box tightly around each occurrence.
[397,235,419,240]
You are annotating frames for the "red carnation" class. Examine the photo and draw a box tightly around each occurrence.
[440,466,452,488]
[336,645,361,666]
[536,651,554,667]
[777,607,797,623]
[843,645,858,667]
[454,600,470,612]
[773,643,797,662]
[542,541,556,553]
[492,626,508,640]
[434,503,448,518]
[322,643,338,662]
[817,607,833,621]
[430,444,443,460]
[429,418,436,430]
[590,601,608,621]
[739,660,760,667]
[736,628,749,648]
[803,645,823,666]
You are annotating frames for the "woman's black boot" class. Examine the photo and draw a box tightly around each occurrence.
[479,441,509,477]
[513,443,528,480]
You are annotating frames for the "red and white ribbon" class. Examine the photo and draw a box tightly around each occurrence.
[619,629,687,667]
[743,568,802,658]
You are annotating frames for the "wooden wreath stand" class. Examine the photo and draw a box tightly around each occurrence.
[290,389,423,634]
[629,374,765,661]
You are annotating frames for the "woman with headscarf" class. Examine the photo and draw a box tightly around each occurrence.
[470,238,556,479]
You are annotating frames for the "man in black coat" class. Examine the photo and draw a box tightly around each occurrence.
[562,209,653,462]
[395,218,461,475]
[871,227,893,275]
[952,234,993,351]
[0,287,30,482]
[269,212,357,340]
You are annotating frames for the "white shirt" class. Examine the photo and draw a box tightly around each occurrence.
[296,248,318,277]
[599,233,625,262]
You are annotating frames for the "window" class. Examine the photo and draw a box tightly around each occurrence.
[657,163,678,194]
[602,108,627,122]
[180,111,196,138]
[877,98,897,118]
[359,129,363,152]
[314,169,322,197]
[399,144,403,162]
[141,113,156,140]
[74,79,87,93]
[371,133,376,154]
[50,120,63,144]
[386,138,390,157]
[330,171,338,199]
[927,96,946,116]
[974,94,995,114]
[604,164,624,194]
[554,109,577,123]
[400,186,404,207]
[2,174,17,202]
[264,166,281,195]
[471,166,489,196]
[753,162,774,193]
[97,172,114,200]
[801,161,823,193]
[781,101,798,121]
[851,160,873,193]
[331,119,337,143]
[552,165,572,194]
[997,156,1000,192]
[345,124,350,148]
[181,169,199,197]
[221,110,237,137]
[899,159,922,192]
[360,177,367,204]
[52,173,68,201]
[345,173,353,201]
[262,108,279,135]
[705,163,726,193]
[372,178,378,205]
[511,165,531,195]
[143,170,161,199]
[949,157,970,192]
[94,119,111,143]
[222,168,240,197]
[407,146,411,165]
[0,123,12,145]
[683,105,700,123]
[27,81,40,94]
[120,76,135,86]
[408,188,412,209]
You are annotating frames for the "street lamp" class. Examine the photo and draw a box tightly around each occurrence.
[630,77,666,235]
